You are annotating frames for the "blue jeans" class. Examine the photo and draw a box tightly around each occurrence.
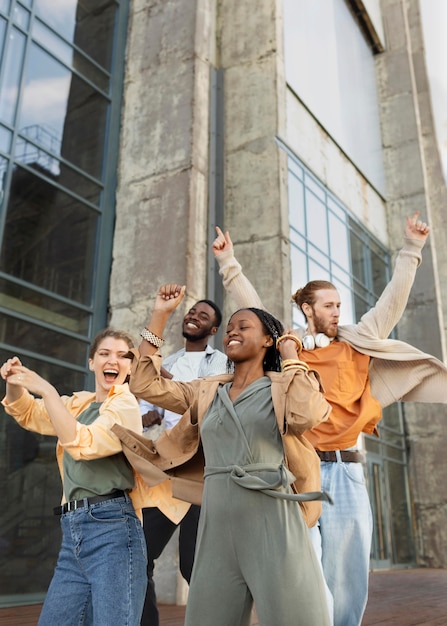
[310,460,373,626]
[38,494,147,626]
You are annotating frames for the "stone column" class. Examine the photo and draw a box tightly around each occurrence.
[109,0,215,603]
[110,0,215,343]
[377,0,447,566]
[217,0,291,325]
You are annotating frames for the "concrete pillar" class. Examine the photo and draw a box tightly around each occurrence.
[377,0,447,566]
[217,0,292,325]
[109,0,215,603]
[110,0,215,341]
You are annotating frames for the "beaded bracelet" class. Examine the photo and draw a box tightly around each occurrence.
[140,328,165,348]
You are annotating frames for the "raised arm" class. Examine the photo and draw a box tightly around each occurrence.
[342,212,430,340]
[1,357,77,442]
[212,226,265,309]
[405,211,430,242]
[138,283,186,357]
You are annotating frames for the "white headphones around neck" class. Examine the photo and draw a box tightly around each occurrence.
[302,333,332,350]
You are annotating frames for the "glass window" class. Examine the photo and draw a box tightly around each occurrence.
[0,154,7,190]
[0,165,99,305]
[33,18,109,91]
[0,0,128,605]
[0,277,91,335]
[328,209,349,269]
[283,0,385,193]
[12,2,30,29]
[0,27,26,125]
[0,409,61,597]
[0,124,11,151]
[306,190,328,253]
[0,312,89,367]
[17,43,108,181]
[0,0,10,15]
[17,44,70,154]
[281,151,419,569]
[0,15,6,52]
[34,0,116,71]
[15,131,102,204]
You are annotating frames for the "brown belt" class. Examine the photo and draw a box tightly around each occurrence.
[316,450,365,463]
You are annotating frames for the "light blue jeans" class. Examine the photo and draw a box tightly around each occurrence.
[38,494,147,626]
[310,460,373,626]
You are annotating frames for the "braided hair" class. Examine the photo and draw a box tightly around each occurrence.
[226,307,284,373]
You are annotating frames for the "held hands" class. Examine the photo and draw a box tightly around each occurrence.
[212,226,233,256]
[1,356,23,381]
[405,211,430,241]
[1,357,52,398]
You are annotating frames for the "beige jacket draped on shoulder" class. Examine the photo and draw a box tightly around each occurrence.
[113,351,332,527]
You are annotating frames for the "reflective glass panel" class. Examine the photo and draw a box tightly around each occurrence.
[288,173,305,235]
[0,408,61,596]
[0,124,11,151]
[34,0,116,71]
[0,312,89,366]
[17,44,70,160]
[33,17,74,66]
[0,155,7,190]
[385,460,415,564]
[0,278,91,335]
[13,3,30,29]
[0,27,26,125]
[0,165,99,304]
[18,43,108,180]
[381,404,404,431]
[33,18,109,92]
[0,0,10,15]
[0,16,6,52]
[0,344,86,596]
[371,246,389,297]
[306,189,328,252]
[328,210,349,269]
[15,134,102,204]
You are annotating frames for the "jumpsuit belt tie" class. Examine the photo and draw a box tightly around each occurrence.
[204,462,333,504]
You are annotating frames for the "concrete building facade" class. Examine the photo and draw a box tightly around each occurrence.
[0,0,446,610]
[110,0,447,602]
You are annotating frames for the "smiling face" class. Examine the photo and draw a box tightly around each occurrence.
[182,302,219,342]
[302,288,341,338]
[89,337,133,401]
[223,309,273,364]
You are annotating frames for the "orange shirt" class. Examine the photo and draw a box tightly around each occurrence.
[303,340,381,450]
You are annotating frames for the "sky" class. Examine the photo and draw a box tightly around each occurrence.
[419,0,447,185]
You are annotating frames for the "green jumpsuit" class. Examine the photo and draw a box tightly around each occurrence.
[184,378,331,626]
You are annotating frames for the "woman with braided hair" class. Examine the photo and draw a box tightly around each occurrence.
[113,283,332,626]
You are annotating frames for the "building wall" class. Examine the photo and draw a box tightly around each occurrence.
[377,0,447,567]
[110,0,447,602]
